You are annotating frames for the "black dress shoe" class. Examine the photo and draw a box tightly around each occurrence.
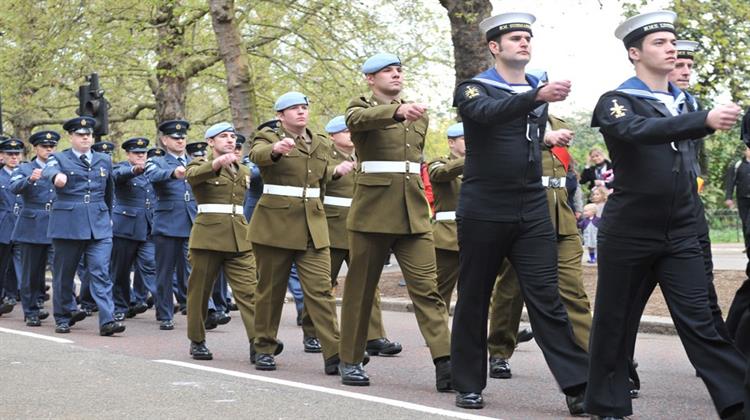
[565,391,586,416]
[435,358,452,392]
[228,302,238,311]
[303,336,322,353]
[100,321,126,336]
[132,302,148,314]
[38,309,49,320]
[255,354,276,371]
[339,362,369,386]
[160,320,175,330]
[43,292,50,302]
[324,354,340,375]
[205,311,219,330]
[55,323,71,333]
[68,310,87,326]
[146,295,154,309]
[215,311,231,325]
[190,341,213,360]
[0,301,13,315]
[114,312,126,322]
[296,312,303,326]
[180,306,187,316]
[516,327,534,344]
[589,417,624,420]
[455,392,483,409]
[25,314,41,327]
[366,337,403,356]
[489,357,512,379]
[250,340,284,364]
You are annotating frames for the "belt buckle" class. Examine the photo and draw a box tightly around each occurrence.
[302,187,307,199]
[83,194,91,204]
[184,191,190,202]
[45,203,51,212]
[145,200,151,209]
[13,204,19,215]
[550,178,560,188]
[405,161,410,173]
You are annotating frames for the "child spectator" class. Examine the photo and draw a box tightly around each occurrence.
[578,203,600,263]
[590,186,608,217]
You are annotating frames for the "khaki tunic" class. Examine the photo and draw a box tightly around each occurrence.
[346,95,431,234]
[427,154,464,251]
[249,127,332,250]
[324,147,355,250]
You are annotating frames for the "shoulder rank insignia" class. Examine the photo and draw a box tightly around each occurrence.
[610,99,627,119]
[464,86,480,99]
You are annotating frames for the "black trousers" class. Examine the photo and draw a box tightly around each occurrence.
[738,198,750,258]
[626,229,732,362]
[110,237,143,315]
[0,242,16,299]
[451,217,589,394]
[585,234,746,418]
[726,279,750,357]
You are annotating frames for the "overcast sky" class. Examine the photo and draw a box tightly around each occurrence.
[419,0,671,118]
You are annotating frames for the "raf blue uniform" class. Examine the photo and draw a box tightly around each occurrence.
[0,139,25,308]
[144,120,197,326]
[43,117,123,335]
[10,132,58,325]
[110,138,157,319]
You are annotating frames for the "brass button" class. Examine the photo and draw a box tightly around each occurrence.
[406,175,410,180]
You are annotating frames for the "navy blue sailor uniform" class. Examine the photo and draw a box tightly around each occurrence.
[450,67,589,396]
[0,162,23,304]
[625,87,733,380]
[42,147,118,329]
[584,77,747,418]
[10,153,56,319]
[110,156,157,317]
[144,152,197,322]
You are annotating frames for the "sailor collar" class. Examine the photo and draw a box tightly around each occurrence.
[472,67,542,94]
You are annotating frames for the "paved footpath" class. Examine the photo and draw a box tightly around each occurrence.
[0,305,719,419]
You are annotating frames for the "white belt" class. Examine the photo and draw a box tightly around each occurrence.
[323,196,353,207]
[197,204,243,215]
[263,184,321,198]
[361,161,420,174]
[541,176,567,188]
[435,211,456,221]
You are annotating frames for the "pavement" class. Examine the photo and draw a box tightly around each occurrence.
[0,305,720,419]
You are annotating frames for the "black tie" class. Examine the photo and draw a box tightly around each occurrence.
[178,157,186,166]
[80,154,90,167]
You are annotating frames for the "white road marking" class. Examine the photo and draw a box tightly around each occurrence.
[155,360,500,420]
[0,327,74,344]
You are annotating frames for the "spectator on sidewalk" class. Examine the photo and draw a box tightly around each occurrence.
[578,204,600,264]
[580,147,612,191]
[724,146,750,255]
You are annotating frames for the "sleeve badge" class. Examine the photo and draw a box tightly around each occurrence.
[609,99,627,119]
[464,86,480,99]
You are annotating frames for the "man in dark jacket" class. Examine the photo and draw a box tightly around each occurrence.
[450,12,589,412]
[584,11,746,420]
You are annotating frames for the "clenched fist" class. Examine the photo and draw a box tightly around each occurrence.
[395,103,428,122]
[536,80,572,103]
[272,138,296,155]
[706,103,742,131]
[54,173,68,188]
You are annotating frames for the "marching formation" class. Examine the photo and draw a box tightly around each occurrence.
[0,8,749,420]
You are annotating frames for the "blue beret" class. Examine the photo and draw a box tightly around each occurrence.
[63,116,96,134]
[92,142,115,154]
[325,116,348,134]
[158,119,190,138]
[186,141,208,157]
[122,137,150,153]
[361,53,401,74]
[29,130,60,146]
[0,138,24,152]
[205,121,234,139]
[446,123,464,138]
[274,92,309,112]
[147,148,165,158]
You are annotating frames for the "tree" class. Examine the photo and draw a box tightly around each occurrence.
[438,0,492,89]
[209,0,257,136]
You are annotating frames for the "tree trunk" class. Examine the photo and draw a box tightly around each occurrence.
[439,0,493,88]
[152,0,189,125]
[209,0,258,137]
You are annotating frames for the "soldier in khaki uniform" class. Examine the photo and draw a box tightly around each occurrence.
[487,113,593,371]
[184,122,259,361]
[319,115,401,356]
[338,53,451,391]
[249,92,355,374]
